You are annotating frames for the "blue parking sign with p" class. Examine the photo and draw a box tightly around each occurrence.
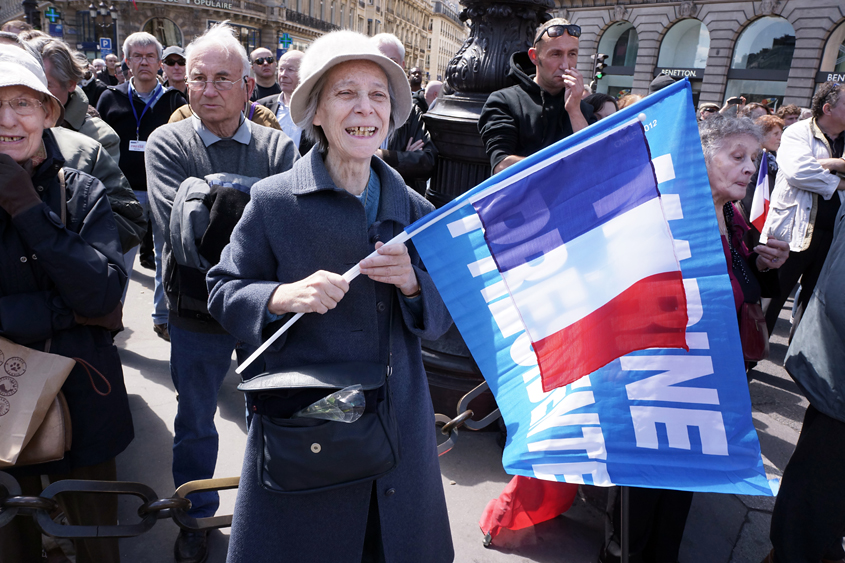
[99,37,112,55]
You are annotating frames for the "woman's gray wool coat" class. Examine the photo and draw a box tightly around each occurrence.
[207,149,455,563]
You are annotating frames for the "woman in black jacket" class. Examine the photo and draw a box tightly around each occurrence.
[0,43,132,563]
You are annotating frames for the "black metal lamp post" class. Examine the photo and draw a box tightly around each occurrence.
[88,0,118,28]
[423,0,553,205]
[22,0,39,28]
[421,0,554,419]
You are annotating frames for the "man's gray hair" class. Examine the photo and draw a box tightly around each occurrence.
[698,116,763,165]
[29,37,87,86]
[122,31,162,62]
[296,64,398,153]
[0,30,43,64]
[371,33,404,64]
[185,21,250,78]
[92,57,105,66]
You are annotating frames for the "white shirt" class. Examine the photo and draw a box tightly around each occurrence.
[274,94,301,149]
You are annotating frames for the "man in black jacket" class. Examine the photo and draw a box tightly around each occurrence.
[478,18,595,174]
[372,33,437,195]
[97,32,186,341]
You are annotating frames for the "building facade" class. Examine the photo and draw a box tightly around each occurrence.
[384,0,431,70]
[561,0,845,109]
[428,0,467,81]
[1,0,431,71]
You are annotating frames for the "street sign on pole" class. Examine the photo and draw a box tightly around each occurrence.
[99,37,112,56]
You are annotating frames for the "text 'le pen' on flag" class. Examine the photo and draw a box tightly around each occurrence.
[471,123,689,393]
[749,151,770,232]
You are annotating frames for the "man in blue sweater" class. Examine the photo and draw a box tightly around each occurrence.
[146,23,298,563]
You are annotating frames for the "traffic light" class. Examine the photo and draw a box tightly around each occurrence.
[592,53,608,80]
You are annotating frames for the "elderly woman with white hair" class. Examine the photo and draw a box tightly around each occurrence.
[0,44,131,562]
[207,30,454,562]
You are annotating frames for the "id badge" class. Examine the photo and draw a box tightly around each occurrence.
[128,140,147,152]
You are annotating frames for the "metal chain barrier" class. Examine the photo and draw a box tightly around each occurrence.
[0,384,500,538]
[436,380,501,456]
[0,471,239,539]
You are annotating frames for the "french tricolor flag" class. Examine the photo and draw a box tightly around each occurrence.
[472,123,689,392]
[749,151,770,232]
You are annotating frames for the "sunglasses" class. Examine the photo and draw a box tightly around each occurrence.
[253,56,275,66]
[163,58,185,66]
[534,24,582,45]
[701,107,718,113]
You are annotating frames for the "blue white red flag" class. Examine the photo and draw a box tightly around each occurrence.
[406,80,773,496]
[470,123,688,392]
[749,151,770,232]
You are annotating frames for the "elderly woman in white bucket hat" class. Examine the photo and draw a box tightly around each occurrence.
[207,30,454,562]
[0,43,131,562]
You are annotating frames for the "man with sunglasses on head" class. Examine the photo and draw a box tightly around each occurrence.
[161,45,187,95]
[479,18,596,174]
[249,46,280,102]
[146,22,298,563]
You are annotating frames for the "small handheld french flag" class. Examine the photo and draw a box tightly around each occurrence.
[749,151,770,232]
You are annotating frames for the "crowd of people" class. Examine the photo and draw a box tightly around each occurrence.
[0,13,843,563]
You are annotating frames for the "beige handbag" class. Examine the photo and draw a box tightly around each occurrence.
[0,336,76,467]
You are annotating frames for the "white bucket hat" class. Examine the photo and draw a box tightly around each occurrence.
[290,30,411,128]
[0,43,64,126]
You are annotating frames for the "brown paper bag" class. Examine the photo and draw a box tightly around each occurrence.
[0,336,76,467]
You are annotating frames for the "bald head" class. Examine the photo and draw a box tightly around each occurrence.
[278,50,303,97]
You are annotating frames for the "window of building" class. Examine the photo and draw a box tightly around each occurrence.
[143,17,183,48]
[75,11,118,59]
[819,20,845,76]
[595,21,638,97]
[726,16,795,107]
[657,19,709,69]
[209,21,259,52]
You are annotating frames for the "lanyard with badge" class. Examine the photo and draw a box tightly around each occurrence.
[127,80,163,152]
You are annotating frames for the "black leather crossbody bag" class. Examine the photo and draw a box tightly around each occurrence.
[238,302,400,495]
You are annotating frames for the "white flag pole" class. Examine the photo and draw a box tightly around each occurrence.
[235,230,412,374]
[236,115,646,375]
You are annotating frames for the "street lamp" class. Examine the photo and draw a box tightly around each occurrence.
[88,0,118,28]
[21,0,39,28]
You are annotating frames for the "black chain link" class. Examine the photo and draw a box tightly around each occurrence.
[0,383,502,539]
[0,473,239,539]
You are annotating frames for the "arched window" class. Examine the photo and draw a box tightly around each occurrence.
[655,19,710,105]
[726,16,795,108]
[595,22,638,97]
[657,19,709,69]
[819,20,845,78]
[143,18,183,48]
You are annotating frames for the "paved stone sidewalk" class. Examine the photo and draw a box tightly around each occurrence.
[113,261,802,563]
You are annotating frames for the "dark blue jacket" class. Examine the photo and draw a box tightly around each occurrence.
[96,81,186,192]
[207,150,455,563]
[2,130,133,474]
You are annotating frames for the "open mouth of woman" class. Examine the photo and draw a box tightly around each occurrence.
[346,127,376,137]
[0,136,24,143]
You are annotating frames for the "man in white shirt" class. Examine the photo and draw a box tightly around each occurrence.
[257,50,309,153]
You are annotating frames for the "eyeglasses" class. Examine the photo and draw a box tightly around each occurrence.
[129,53,160,63]
[186,77,247,92]
[701,107,718,114]
[252,56,275,66]
[0,97,44,116]
[534,24,582,45]
[163,58,186,66]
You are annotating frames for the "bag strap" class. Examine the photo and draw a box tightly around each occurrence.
[43,170,68,356]
[57,168,67,226]
[55,169,112,397]
[248,102,257,120]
